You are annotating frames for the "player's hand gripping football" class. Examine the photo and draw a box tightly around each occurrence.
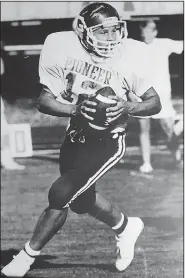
[106,96,129,123]
[76,94,97,121]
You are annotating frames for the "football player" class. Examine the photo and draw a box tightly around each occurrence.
[1,3,161,277]
[138,20,183,173]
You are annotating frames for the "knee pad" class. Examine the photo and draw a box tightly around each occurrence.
[70,184,96,214]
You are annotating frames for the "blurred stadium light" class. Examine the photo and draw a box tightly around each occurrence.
[4,45,42,56]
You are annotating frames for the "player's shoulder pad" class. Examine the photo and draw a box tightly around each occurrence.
[124,38,150,62]
[126,38,149,51]
[124,39,151,75]
[43,31,78,49]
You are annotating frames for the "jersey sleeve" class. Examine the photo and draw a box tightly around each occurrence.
[39,34,65,97]
[166,39,183,55]
[132,73,154,97]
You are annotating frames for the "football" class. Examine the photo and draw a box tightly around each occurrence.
[88,86,117,131]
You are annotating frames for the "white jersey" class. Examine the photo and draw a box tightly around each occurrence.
[39,31,154,131]
[146,38,183,100]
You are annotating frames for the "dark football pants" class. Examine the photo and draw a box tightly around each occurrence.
[48,133,126,211]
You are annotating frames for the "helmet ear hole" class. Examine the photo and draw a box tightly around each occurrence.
[76,18,84,35]
[83,28,87,39]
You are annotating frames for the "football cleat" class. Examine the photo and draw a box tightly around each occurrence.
[115,217,144,271]
[139,163,153,173]
[1,250,35,277]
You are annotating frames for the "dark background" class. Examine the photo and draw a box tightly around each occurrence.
[1,14,184,102]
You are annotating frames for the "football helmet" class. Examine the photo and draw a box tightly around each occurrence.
[75,2,128,58]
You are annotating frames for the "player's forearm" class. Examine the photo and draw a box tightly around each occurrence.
[126,95,161,117]
[37,95,77,117]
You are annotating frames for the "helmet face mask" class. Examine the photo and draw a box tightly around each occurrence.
[75,3,128,59]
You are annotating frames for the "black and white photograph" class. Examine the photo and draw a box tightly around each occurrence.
[1,1,183,277]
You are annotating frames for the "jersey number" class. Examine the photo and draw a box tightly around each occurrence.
[61,73,76,103]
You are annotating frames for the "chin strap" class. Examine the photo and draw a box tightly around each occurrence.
[90,54,107,63]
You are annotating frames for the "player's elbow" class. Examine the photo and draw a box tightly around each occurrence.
[156,95,162,113]
[37,89,53,113]
[153,95,162,115]
[37,95,48,113]
[37,96,43,112]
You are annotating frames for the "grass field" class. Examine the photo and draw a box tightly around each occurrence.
[1,149,183,278]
